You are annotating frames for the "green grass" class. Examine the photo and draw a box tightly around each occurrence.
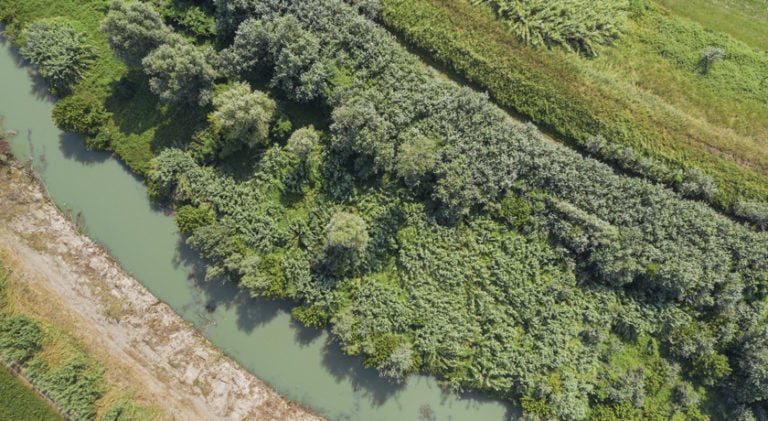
[655,0,768,50]
[0,361,62,421]
[380,0,768,211]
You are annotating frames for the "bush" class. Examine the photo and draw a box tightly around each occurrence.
[21,19,93,95]
[286,126,319,159]
[471,0,627,56]
[175,204,215,235]
[699,46,725,74]
[101,0,171,67]
[26,355,105,420]
[51,93,109,136]
[0,315,43,366]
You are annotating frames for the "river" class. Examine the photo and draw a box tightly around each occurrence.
[0,36,513,420]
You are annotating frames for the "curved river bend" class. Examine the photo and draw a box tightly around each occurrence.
[0,38,513,420]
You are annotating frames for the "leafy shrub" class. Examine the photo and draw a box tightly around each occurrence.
[0,315,43,366]
[699,46,725,74]
[175,204,215,235]
[471,0,627,56]
[326,211,369,253]
[734,200,768,230]
[286,126,319,159]
[26,355,105,420]
[21,19,93,95]
[51,93,109,136]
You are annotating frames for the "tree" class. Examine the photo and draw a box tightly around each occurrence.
[21,19,93,95]
[210,82,276,155]
[101,0,170,67]
[326,211,369,253]
[395,128,438,185]
[142,36,217,106]
[286,126,320,159]
[267,15,328,102]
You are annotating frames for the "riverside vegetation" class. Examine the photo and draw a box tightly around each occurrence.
[380,0,768,223]
[0,130,151,420]
[1,0,767,419]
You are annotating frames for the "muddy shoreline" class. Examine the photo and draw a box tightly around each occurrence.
[0,158,323,420]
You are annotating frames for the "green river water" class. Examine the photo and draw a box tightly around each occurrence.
[0,37,514,420]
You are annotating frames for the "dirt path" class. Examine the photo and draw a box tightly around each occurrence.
[0,161,323,421]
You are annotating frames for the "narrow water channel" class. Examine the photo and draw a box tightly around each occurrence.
[0,37,513,420]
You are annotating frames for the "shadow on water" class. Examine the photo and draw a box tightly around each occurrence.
[171,235,409,407]
[169,235,520,417]
[59,132,110,165]
[319,338,406,407]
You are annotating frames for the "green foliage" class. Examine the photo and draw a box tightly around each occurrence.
[100,0,171,68]
[394,128,437,186]
[26,355,105,421]
[380,0,768,212]
[21,18,93,95]
[0,365,62,421]
[734,200,768,230]
[8,0,768,417]
[699,46,725,74]
[175,204,215,235]
[286,126,319,159]
[51,92,108,136]
[292,305,328,329]
[210,82,276,155]
[472,0,628,56]
[0,315,43,366]
[326,211,369,253]
[142,36,217,106]
[157,0,216,39]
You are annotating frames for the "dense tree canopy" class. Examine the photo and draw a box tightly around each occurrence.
[210,82,276,154]
[100,0,171,68]
[103,0,768,418]
[141,36,217,106]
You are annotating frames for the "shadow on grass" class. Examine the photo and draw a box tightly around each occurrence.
[105,71,209,161]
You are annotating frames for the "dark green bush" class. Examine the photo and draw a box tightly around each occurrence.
[0,315,43,366]
[51,93,109,136]
[175,204,215,235]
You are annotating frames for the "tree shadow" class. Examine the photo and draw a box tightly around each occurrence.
[58,132,110,165]
[0,34,54,101]
[319,338,406,407]
[289,317,324,347]
[173,236,284,332]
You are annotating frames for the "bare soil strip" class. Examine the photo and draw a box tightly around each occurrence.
[0,161,323,421]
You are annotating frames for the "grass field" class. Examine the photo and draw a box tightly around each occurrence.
[0,364,62,421]
[380,0,768,213]
[655,0,768,50]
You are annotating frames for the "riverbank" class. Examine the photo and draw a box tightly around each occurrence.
[0,159,322,420]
